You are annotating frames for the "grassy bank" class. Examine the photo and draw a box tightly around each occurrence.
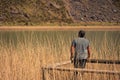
[1,22,120,26]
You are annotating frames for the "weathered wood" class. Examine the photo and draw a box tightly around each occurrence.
[42,68,45,80]
[50,59,120,67]
[42,59,120,80]
[47,61,70,67]
[87,59,120,64]
[43,67,120,74]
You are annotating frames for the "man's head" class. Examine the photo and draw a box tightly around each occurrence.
[78,30,85,37]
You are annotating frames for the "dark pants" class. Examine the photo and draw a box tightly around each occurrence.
[74,59,87,68]
[73,59,87,80]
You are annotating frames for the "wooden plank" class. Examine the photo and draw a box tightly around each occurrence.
[51,59,120,67]
[47,61,71,67]
[43,67,120,74]
[42,59,120,80]
[87,59,120,64]
[42,68,45,80]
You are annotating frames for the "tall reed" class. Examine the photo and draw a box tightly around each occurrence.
[0,31,119,80]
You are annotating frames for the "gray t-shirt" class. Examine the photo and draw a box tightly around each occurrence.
[72,38,89,59]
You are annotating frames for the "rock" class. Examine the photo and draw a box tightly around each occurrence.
[113,9,117,13]
[90,16,95,20]
[112,17,116,20]
[84,15,87,17]
[0,16,4,21]
[80,17,84,21]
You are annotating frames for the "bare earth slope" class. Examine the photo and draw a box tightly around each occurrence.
[66,0,120,22]
[0,0,120,25]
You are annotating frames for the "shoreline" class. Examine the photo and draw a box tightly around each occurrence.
[0,26,120,31]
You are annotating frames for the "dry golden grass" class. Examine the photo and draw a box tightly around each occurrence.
[0,31,119,80]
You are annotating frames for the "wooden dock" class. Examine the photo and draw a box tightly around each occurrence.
[42,59,120,80]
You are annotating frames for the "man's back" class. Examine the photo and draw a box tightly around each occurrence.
[73,38,89,59]
[70,30,90,68]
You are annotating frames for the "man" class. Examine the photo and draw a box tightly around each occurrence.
[70,30,90,68]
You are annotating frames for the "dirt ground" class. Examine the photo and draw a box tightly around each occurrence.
[0,26,120,31]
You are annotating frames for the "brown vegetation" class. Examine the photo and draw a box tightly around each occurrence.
[0,0,120,25]
[0,31,119,80]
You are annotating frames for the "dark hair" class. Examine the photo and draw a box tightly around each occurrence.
[78,30,85,37]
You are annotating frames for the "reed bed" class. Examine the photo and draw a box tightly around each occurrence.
[0,31,119,80]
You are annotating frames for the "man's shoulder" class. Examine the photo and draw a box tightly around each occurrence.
[84,38,89,42]
[81,38,89,44]
[84,38,89,41]
[73,38,89,42]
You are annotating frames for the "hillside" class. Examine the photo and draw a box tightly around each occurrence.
[0,0,120,25]
[67,0,120,23]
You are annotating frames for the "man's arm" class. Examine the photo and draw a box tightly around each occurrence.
[70,40,76,62]
[87,46,90,59]
[70,45,75,62]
